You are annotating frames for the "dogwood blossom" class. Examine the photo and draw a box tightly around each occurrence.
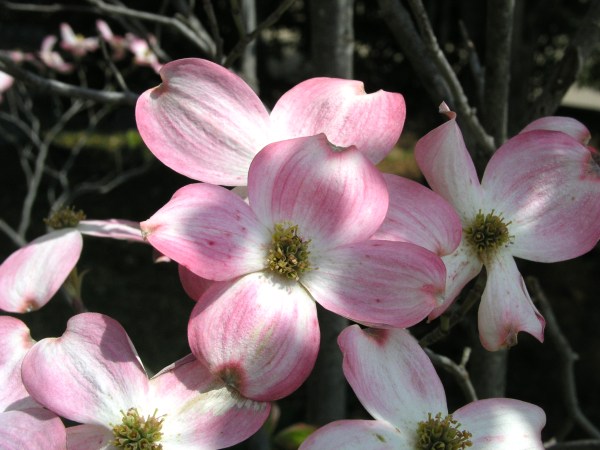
[39,35,74,73]
[141,134,446,401]
[300,325,545,449]
[60,23,99,57]
[0,212,144,313]
[135,57,406,185]
[0,316,66,448]
[0,71,14,103]
[415,105,600,350]
[21,313,270,449]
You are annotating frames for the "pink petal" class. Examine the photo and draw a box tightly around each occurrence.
[0,229,82,313]
[135,58,270,185]
[482,130,600,262]
[151,354,270,448]
[373,174,462,256]
[520,116,591,144]
[188,272,320,401]
[248,134,389,249]
[478,253,545,351]
[0,316,38,412]
[66,424,113,450]
[21,313,149,426]
[178,264,215,301]
[141,183,270,280]
[303,241,445,328]
[339,326,447,430]
[0,408,66,450]
[77,219,144,242]
[454,398,545,449]
[270,78,406,164]
[299,419,408,449]
[428,240,483,320]
[415,115,483,220]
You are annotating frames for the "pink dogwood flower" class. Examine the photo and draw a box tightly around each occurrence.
[0,213,144,313]
[60,23,99,57]
[415,105,600,350]
[135,57,406,186]
[126,34,162,73]
[39,35,74,73]
[300,325,545,449]
[21,312,270,449]
[141,134,446,401]
[0,71,14,103]
[96,20,128,61]
[0,316,67,448]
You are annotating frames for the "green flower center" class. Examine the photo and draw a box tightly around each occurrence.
[416,412,472,449]
[111,408,164,450]
[266,222,312,281]
[44,206,86,229]
[464,210,512,259]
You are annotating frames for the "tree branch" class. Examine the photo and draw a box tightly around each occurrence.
[528,277,600,439]
[0,55,138,106]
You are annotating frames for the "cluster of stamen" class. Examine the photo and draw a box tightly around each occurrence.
[464,209,512,258]
[111,408,164,449]
[44,206,86,229]
[416,412,472,449]
[266,223,312,281]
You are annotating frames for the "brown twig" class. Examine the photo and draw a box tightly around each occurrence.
[224,0,297,68]
[0,55,138,106]
[419,272,486,348]
[425,347,478,403]
[404,0,495,157]
[527,277,600,439]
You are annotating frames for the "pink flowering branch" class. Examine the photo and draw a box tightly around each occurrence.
[0,54,138,105]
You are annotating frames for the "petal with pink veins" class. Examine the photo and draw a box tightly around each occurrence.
[0,408,66,450]
[66,424,113,450]
[77,219,144,242]
[135,58,270,185]
[151,353,270,449]
[0,228,82,313]
[339,326,447,430]
[303,241,444,328]
[482,130,600,262]
[299,419,408,449]
[270,78,406,164]
[428,240,483,320]
[21,313,149,426]
[453,398,546,450]
[520,116,591,144]
[373,173,462,256]
[415,116,483,220]
[0,316,38,412]
[478,253,545,351]
[249,134,389,250]
[188,272,319,401]
[141,183,271,280]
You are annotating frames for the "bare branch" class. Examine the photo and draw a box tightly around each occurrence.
[201,0,225,62]
[419,272,486,348]
[0,55,138,106]
[524,0,600,126]
[377,0,453,104]
[528,277,600,439]
[483,0,515,147]
[405,0,495,158]
[224,0,297,68]
[425,347,478,403]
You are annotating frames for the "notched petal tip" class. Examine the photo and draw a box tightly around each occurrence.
[439,102,456,120]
